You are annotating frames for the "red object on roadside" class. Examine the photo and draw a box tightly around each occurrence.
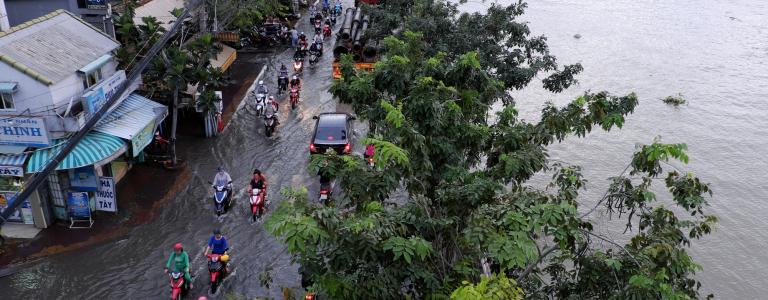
[217,114,224,132]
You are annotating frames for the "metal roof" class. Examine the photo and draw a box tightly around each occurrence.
[93,93,168,140]
[0,10,120,85]
[134,0,186,30]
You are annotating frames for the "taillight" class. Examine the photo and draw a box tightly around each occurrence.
[310,143,316,153]
[320,189,328,194]
[344,143,351,153]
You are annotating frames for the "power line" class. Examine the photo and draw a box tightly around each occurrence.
[0,7,194,226]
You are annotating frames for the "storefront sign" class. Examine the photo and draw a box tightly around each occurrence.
[95,177,116,212]
[69,167,99,191]
[131,120,155,156]
[82,70,126,116]
[0,166,23,177]
[0,117,50,147]
[85,0,107,9]
[67,191,91,218]
[0,192,22,222]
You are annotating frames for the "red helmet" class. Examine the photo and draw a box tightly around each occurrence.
[174,243,183,250]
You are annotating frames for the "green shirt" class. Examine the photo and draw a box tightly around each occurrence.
[165,251,190,272]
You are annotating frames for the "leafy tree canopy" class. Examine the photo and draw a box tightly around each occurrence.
[267,1,716,299]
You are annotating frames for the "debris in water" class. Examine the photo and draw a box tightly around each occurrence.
[662,93,687,106]
[573,34,582,39]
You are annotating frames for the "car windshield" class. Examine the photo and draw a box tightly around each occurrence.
[315,125,345,142]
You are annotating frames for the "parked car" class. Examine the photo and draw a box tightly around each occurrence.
[310,113,356,155]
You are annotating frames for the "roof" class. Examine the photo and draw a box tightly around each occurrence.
[318,113,349,127]
[93,93,168,140]
[0,10,120,85]
[26,132,127,173]
[0,152,29,167]
[134,0,186,30]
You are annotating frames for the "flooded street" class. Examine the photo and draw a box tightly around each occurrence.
[0,8,346,299]
[466,0,768,297]
[1,0,767,298]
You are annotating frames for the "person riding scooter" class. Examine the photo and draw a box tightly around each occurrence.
[278,64,289,94]
[290,75,301,91]
[250,169,269,216]
[256,80,268,95]
[204,229,230,272]
[213,166,232,190]
[165,243,192,289]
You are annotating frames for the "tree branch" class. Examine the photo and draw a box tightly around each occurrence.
[516,245,559,282]
[580,161,632,219]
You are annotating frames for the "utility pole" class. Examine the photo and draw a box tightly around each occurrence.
[0,8,193,231]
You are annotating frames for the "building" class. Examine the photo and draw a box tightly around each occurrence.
[0,10,167,231]
[2,0,116,37]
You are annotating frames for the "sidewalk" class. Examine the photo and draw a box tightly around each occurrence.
[0,164,191,268]
[177,51,266,137]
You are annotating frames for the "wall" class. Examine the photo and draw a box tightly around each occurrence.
[0,63,54,115]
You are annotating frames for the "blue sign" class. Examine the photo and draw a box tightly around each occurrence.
[0,117,50,147]
[69,166,99,191]
[67,192,91,218]
[85,0,107,9]
[81,70,126,117]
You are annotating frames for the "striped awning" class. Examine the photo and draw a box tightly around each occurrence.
[0,152,28,166]
[26,132,127,173]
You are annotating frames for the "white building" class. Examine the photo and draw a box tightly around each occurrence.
[0,10,167,231]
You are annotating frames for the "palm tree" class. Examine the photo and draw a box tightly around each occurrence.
[160,47,194,166]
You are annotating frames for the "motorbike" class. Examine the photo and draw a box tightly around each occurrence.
[169,270,188,300]
[254,92,266,116]
[290,86,300,109]
[319,177,334,204]
[210,182,232,216]
[330,14,337,26]
[334,4,342,17]
[314,21,322,35]
[293,57,304,74]
[366,156,375,168]
[309,51,319,68]
[323,24,331,38]
[264,112,277,137]
[250,188,266,221]
[207,254,228,294]
[278,75,288,95]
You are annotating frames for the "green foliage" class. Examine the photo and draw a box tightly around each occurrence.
[267,2,717,299]
[450,273,524,300]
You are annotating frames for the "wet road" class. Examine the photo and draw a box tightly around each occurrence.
[463,0,768,297]
[0,6,352,299]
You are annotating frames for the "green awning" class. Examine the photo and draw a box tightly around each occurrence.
[26,132,127,173]
[0,82,18,93]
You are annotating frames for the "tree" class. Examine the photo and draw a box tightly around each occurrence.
[267,10,716,300]
[158,47,195,165]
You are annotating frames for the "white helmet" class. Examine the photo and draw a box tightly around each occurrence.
[293,75,298,80]
[259,80,264,85]
[269,95,275,101]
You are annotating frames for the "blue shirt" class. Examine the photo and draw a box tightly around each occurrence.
[208,235,228,254]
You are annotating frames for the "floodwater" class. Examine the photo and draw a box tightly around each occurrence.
[462,0,768,297]
[0,5,349,299]
[2,0,767,298]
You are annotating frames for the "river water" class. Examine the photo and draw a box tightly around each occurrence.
[1,0,766,299]
[462,0,768,297]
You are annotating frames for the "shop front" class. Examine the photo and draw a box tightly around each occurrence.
[0,148,33,226]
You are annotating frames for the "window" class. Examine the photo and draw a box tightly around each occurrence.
[0,92,14,110]
[81,69,103,89]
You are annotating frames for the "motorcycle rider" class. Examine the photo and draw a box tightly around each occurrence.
[290,74,302,91]
[264,96,279,125]
[364,144,375,160]
[213,166,232,191]
[334,0,342,15]
[250,169,269,215]
[165,243,192,289]
[278,64,289,92]
[322,0,330,14]
[309,5,317,24]
[204,229,229,272]
[256,80,268,95]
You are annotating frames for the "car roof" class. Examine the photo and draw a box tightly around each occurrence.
[317,113,348,127]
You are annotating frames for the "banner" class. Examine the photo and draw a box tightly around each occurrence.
[67,192,91,218]
[131,120,155,156]
[95,177,117,212]
[0,117,50,147]
[81,70,127,116]
[69,166,99,191]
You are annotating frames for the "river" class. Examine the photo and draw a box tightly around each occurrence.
[462,0,768,297]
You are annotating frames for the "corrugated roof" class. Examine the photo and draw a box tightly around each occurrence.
[134,0,186,30]
[0,152,28,167]
[93,93,168,140]
[0,10,120,85]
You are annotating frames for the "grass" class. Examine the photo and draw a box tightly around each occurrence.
[662,93,687,106]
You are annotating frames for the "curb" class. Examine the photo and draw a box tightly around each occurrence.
[224,65,268,133]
